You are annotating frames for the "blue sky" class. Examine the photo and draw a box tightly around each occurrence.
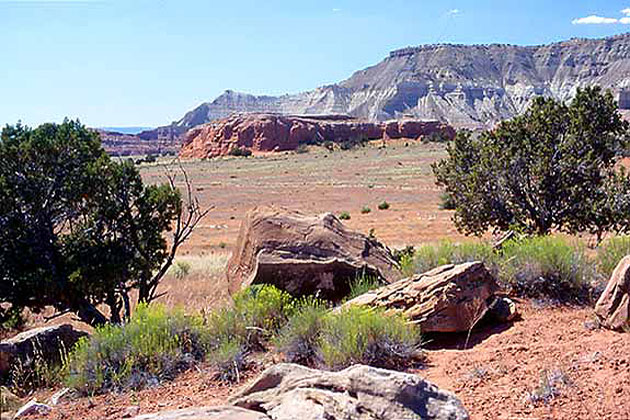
[2,0,630,128]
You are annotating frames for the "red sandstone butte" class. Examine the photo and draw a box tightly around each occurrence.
[179,113,455,158]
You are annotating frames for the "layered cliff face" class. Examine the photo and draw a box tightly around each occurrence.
[157,33,630,134]
[179,114,455,158]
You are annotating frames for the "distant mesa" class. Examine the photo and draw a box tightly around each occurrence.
[178,113,455,159]
[104,33,630,156]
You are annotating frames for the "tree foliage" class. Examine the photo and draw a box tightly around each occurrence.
[433,87,630,238]
[0,120,207,326]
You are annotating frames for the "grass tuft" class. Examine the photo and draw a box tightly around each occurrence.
[319,306,421,370]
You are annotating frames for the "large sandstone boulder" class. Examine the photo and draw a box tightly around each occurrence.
[131,406,270,420]
[227,207,401,300]
[230,363,469,420]
[0,324,88,381]
[344,262,501,333]
[595,256,630,330]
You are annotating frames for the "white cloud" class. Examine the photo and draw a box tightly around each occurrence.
[622,8,630,16]
[572,15,618,25]
[332,7,341,12]
[621,17,630,24]
[447,8,460,15]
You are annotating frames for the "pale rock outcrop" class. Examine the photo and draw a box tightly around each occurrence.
[130,406,270,420]
[229,363,469,420]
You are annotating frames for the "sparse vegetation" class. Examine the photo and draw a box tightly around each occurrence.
[500,236,593,303]
[597,235,630,278]
[361,206,371,214]
[338,211,351,220]
[410,236,595,304]
[274,297,329,366]
[378,201,390,210]
[172,260,192,280]
[319,306,421,370]
[296,144,309,154]
[229,146,253,157]
[413,240,498,275]
[64,303,208,394]
[527,368,572,405]
[347,274,382,300]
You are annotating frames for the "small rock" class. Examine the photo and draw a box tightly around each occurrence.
[14,400,52,418]
[48,387,71,406]
[123,406,141,418]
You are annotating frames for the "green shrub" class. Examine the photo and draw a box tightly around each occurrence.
[64,303,208,394]
[206,284,295,352]
[338,211,351,220]
[172,260,191,280]
[378,201,390,210]
[319,306,421,370]
[274,297,328,366]
[361,206,371,214]
[500,236,593,303]
[393,246,416,278]
[597,235,630,278]
[347,274,382,300]
[413,240,497,274]
[207,339,247,383]
[439,192,456,210]
[229,147,252,157]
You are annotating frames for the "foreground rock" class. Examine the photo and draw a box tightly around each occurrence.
[179,113,454,158]
[0,324,88,380]
[230,363,469,420]
[345,262,502,333]
[131,406,270,420]
[227,207,401,300]
[595,256,630,330]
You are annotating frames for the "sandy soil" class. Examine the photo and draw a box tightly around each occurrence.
[140,141,467,253]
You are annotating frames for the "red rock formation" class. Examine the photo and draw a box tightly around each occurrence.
[179,114,455,158]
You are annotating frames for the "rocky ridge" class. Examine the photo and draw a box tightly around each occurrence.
[149,33,630,136]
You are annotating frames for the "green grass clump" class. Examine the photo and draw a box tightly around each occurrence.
[347,274,382,300]
[377,201,390,210]
[500,236,593,303]
[413,240,497,274]
[597,235,630,278]
[64,303,208,394]
[361,206,371,214]
[274,297,329,366]
[319,306,421,370]
[172,260,191,280]
[338,211,351,220]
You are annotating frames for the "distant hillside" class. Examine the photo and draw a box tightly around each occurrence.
[100,126,153,135]
[145,33,630,138]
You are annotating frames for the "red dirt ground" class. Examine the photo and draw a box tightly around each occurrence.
[9,144,630,419]
[26,302,630,420]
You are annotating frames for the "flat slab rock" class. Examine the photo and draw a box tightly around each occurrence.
[0,324,88,379]
[229,363,469,420]
[226,207,401,300]
[595,255,630,330]
[131,406,270,420]
[344,262,501,333]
